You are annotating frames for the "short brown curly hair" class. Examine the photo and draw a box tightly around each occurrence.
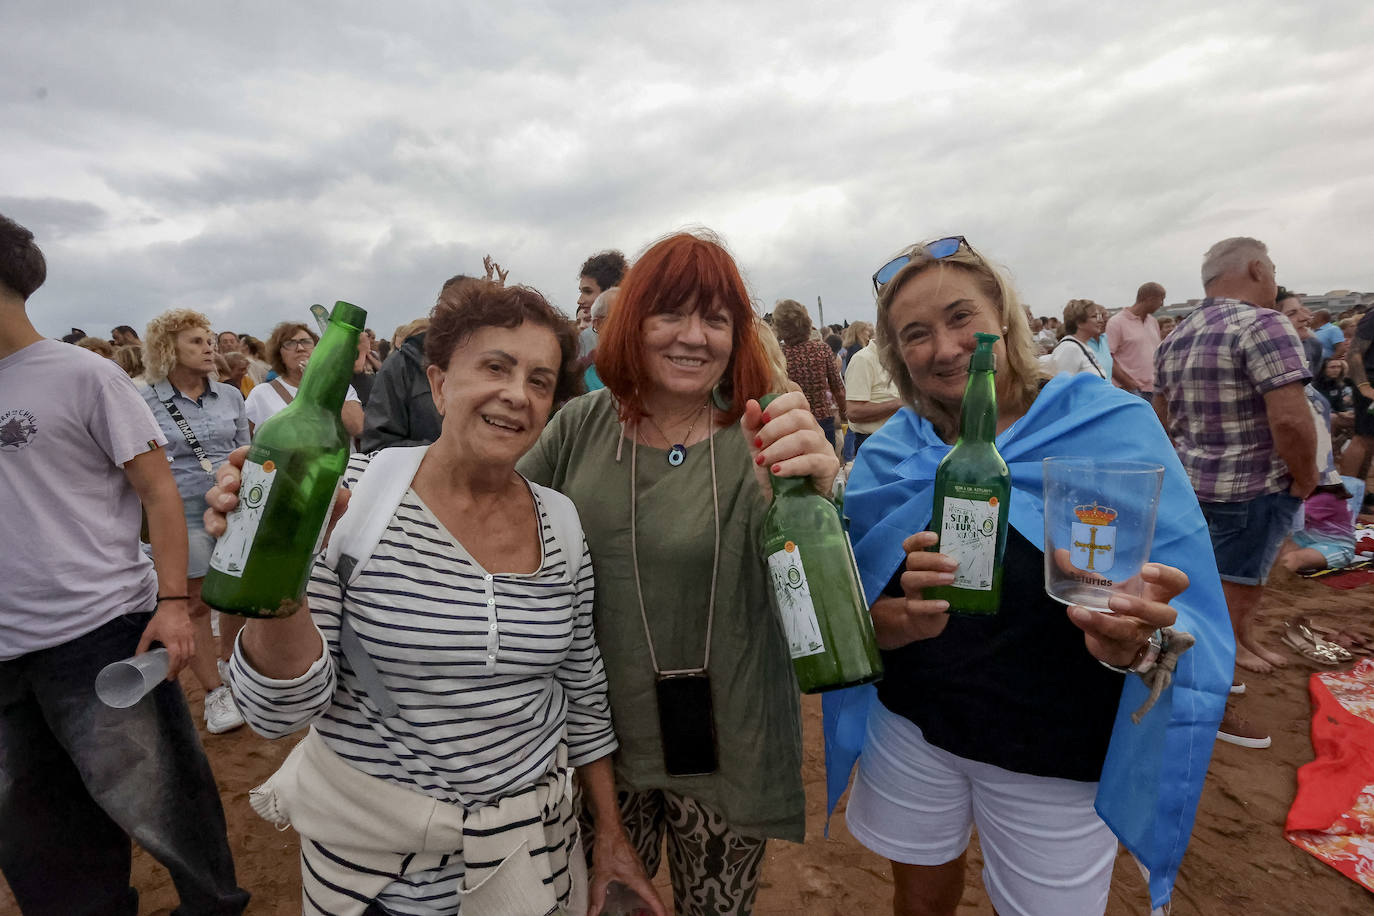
[265,321,318,377]
[1061,299,1101,335]
[143,308,213,383]
[424,282,582,405]
[771,299,813,346]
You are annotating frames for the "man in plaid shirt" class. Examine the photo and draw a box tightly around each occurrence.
[1153,237,1317,749]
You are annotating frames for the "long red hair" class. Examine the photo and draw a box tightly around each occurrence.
[596,230,770,426]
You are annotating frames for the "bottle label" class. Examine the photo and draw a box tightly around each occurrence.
[208,459,277,577]
[767,542,826,659]
[939,495,999,590]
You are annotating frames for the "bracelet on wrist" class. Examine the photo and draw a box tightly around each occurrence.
[1098,629,1165,676]
[156,595,189,603]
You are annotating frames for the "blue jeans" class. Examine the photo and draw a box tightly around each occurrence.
[819,416,836,448]
[0,611,249,916]
[1199,491,1303,586]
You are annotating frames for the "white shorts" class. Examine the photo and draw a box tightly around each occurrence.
[846,700,1117,916]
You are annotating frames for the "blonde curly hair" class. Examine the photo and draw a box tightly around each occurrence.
[143,308,213,383]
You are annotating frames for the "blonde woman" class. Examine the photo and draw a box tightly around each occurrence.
[835,235,1232,915]
[113,343,146,383]
[141,308,250,733]
[841,320,874,370]
[75,336,115,358]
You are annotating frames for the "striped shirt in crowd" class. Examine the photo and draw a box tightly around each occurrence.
[1153,297,1311,503]
[228,453,615,914]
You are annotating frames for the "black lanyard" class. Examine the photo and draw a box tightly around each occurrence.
[1067,338,1106,379]
[160,390,214,475]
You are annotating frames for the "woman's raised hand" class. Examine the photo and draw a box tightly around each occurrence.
[742,392,840,498]
[868,531,954,648]
[203,446,350,541]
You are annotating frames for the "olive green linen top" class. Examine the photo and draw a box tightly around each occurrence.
[518,389,805,841]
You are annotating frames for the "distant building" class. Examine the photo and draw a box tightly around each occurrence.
[1157,290,1370,320]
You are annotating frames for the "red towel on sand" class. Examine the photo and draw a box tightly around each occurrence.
[1285,659,1374,892]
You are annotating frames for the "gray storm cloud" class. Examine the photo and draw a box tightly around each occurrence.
[2,0,1371,340]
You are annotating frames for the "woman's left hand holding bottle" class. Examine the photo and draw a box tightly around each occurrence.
[742,391,841,498]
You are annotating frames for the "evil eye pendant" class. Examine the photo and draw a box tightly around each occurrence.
[667,444,686,467]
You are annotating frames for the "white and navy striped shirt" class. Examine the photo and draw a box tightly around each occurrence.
[229,455,614,914]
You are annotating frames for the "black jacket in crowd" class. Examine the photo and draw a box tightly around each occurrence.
[361,332,443,452]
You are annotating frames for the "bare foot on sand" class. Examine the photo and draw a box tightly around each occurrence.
[1238,638,1289,672]
[1236,645,1275,674]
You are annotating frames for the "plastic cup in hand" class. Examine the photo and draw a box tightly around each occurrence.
[95,647,171,708]
[1042,458,1164,612]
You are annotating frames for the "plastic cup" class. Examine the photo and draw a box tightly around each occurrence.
[1042,458,1164,612]
[95,647,171,708]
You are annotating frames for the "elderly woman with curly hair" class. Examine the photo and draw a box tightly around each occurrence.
[208,282,662,916]
[772,297,847,446]
[243,321,364,436]
[141,308,251,733]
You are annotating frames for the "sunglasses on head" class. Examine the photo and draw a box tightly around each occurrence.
[871,235,969,293]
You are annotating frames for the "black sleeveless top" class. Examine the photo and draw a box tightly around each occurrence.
[877,527,1125,782]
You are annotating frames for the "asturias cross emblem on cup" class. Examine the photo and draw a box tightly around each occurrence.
[1070,502,1118,572]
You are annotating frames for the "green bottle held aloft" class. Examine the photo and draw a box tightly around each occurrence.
[759,395,883,693]
[926,332,1012,615]
[202,301,366,618]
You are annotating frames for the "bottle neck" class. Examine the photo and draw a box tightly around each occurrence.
[295,319,361,411]
[769,473,813,498]
[956,365,998,444]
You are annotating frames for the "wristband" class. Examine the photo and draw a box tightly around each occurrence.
[156,595,189,603]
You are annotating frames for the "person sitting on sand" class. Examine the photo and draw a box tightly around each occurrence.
[1280,391,1359,574]
[1280,483,1357,574]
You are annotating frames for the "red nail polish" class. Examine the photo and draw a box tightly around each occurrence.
[771,464,782,474]
[753,437,763,449]
[755,453,766,465]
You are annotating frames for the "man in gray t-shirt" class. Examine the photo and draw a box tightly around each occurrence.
[0,213,248,914]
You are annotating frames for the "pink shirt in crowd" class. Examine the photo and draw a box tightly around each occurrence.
[1106,308,1162,393]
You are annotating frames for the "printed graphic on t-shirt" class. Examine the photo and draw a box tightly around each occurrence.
[0,409,38,451]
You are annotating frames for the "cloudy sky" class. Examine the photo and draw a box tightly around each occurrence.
[4,0,1372,342]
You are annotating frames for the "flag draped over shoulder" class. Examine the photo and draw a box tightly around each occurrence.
[824,372,1234,910]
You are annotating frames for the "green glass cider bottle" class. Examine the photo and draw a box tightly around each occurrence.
[759,396,883,693]
[926,332,1012,615]
[202,301,366,618]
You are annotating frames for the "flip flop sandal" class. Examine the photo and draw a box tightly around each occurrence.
[1307,622,1365,654]
[1286,620,1352,661]
[1280,629,1343,666]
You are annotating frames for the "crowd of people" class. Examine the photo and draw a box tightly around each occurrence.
[2,206,1372,916]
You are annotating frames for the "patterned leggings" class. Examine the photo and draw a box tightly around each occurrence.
[579,787,768,916]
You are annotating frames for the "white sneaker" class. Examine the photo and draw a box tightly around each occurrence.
[205,685,245,734]
[217,658,231,685]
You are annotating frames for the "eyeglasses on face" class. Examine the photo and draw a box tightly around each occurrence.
[282,337,316,351]
[872,235,969,293]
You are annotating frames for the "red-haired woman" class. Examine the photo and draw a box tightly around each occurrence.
[520,230,840,914]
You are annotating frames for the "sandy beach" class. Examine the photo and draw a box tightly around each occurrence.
[3,562,1371,915]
